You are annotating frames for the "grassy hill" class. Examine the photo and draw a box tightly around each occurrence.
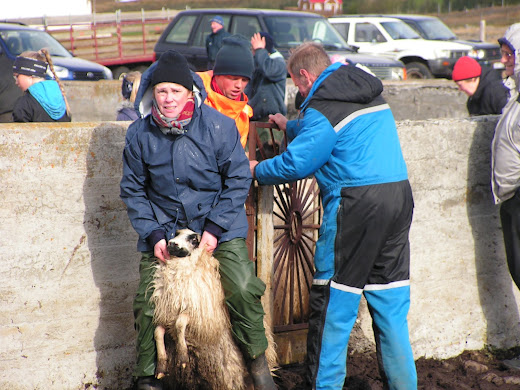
[438,4,520,43]
[92,1,519,44]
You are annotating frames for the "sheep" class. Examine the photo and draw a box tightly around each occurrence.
[150,229,277,390]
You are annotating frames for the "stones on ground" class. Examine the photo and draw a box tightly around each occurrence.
[481,372,504,385]
[503,375,520,385]
[463,360,488,375]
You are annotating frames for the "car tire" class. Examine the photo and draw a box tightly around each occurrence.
[112,66,130,80]
[133,65,149,74]
[405,62,433,79]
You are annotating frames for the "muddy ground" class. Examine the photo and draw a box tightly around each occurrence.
[274,347,520,390]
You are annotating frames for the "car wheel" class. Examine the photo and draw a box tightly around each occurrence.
[112,66,130,80]
[405,62,433,79]
[133,65,149,74]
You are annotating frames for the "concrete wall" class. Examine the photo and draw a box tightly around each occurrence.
[2,116,518,389]
[64,79,469,122]
[284,79,469,121]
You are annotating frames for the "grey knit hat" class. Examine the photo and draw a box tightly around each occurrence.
[213,35,254,80]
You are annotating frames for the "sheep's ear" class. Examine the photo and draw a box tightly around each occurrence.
[188,234,200,247]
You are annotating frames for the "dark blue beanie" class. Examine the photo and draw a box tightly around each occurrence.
[213,35,254,80]
[152,50,193,90]
[260,32,275,54]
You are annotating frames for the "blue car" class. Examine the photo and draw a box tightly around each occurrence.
[0,22,113,81]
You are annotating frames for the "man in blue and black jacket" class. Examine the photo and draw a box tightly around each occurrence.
[250,42,417,390]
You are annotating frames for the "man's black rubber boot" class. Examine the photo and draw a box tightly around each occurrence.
[249,353,277,390]
[135,376,163,390]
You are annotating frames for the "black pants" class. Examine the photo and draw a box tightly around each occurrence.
[500,192,520,290]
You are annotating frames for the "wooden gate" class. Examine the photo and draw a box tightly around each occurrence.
[247,122,322,364]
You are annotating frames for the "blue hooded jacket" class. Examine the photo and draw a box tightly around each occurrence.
[255,62,408,280]
[121,67,251,251]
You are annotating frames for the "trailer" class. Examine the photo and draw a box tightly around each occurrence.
[21,10,178,79]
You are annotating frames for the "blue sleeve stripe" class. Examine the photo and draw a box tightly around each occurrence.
[333,103,391,132]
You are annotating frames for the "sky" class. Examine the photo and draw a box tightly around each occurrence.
[4,0,92,19]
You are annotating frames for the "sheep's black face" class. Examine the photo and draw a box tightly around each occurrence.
[167,229,201,257]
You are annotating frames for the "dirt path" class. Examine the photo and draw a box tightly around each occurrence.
[274,348,520,389]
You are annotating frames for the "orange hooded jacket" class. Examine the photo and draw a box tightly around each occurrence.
[197,70,253,149]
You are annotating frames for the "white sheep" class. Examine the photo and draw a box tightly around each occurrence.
[151,229,277,389]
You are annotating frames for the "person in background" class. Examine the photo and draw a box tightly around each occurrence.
[245,32,287,158]
[491,23,520,371]
[0,55,22,122]
[12,49,70,122]
[452,56,509,116]
[246,32,287,122]
[205,15,230,70]
[121,50,276,390]
[116,71,141,121]
[250,42,417,389]
[198,34,254,149]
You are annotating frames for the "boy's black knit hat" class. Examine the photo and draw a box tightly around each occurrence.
[213,35,254,80]
[260,32,275,54]
[152,50,193,90]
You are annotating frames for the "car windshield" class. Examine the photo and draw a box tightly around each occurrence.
[381,21,421,40]
[263,15,353,51]
[415,19,457,40]
[0,29,71,57]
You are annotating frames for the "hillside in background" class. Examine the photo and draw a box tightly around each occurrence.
[91,1,518,43]
[94,0,296,13]
[438,4,520,43]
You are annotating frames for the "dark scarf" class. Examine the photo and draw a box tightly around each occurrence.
[151,97,195,135]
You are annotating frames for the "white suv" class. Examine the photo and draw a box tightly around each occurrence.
[329,15,472,79]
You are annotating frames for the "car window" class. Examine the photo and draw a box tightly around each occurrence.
[229,16,261,39]
[164,15,198,44]
[331,22,349,41]
[380,21,420,40]
[263,15,348,50]
[411,19,456,40]
[192,14,231,47]
[0,29,71,57]
[354,23,382,43]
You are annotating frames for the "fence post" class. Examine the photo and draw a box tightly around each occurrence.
[257,184,275,328]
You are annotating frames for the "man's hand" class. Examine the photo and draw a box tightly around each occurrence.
[250,160,259,178]
[269,113,288,132]
[251,32,266,53]
[154,239,170,264]
[199,231,218,253]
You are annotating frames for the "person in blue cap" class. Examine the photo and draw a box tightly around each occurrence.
[205,15,230,70]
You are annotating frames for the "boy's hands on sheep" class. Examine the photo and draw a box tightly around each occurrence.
[199,231,217,253]
[154,239,170,263]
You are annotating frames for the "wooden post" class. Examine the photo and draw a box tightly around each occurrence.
[245,122,258,262]
[256,184,274,328]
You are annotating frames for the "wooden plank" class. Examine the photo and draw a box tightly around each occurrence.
[273,328,308,365]
[257,184,275,328]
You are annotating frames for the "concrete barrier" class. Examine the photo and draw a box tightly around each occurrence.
[63,79,469,122]
[2,115,519,389]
